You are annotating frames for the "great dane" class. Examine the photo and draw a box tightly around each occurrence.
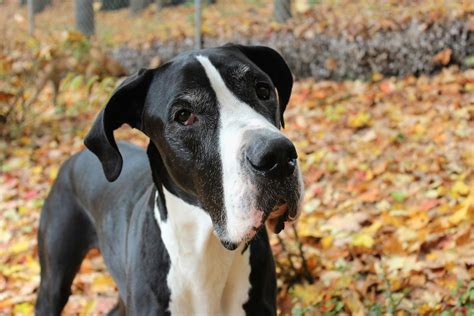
[36,44,303,315]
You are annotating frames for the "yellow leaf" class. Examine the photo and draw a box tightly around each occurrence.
[19,137,31,145]
[418,304,432,314]
[347,112,372,129]
[452,181,470,196]
[13,302,34,315]
[291,283,324,306]
[363,221,382,235]
[449,206,469,225]
[343,295,365,316]
[321,235,333,249]
[449,186,474,225]
[9,240,30,255]
[352,233,374,248]
[26,256,40,274]
[32,166,42,175]
[63,30,86,43]
[18,206,29,215]
[49,166,59,181]
[0,264,24,277]
[426,252,438,261]
[414,123,426,137]
[91,274,115,293]
[80,300,97,316]
[372,72,383,81]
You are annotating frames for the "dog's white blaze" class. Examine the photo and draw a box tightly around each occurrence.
[196,55,285,243]
[154,188,251,315]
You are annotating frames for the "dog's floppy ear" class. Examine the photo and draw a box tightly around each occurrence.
[84,68,155,182]
[231,44,293,128]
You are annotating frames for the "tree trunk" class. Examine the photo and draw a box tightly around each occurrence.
[101,0,129,11]
[274,0,291,23]
[155,0,162,12]
[130,0,150,14]
[75,0,95,37]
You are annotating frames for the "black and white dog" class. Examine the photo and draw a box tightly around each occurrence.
[36,44,303,315]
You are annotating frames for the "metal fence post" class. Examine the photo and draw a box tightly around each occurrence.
[274,0,292,23]
[75,0,95,37]
[195,0,201,50]
[27,0,34,35]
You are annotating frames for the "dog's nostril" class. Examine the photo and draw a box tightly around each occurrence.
[287,158,297,176]
[246,153,278,173]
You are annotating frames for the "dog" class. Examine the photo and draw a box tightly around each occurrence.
[35,44,304,315]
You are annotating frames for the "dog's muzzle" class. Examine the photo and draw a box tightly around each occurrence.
[244,130,300,234]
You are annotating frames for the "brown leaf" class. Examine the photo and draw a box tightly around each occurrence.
[432,48,452,65]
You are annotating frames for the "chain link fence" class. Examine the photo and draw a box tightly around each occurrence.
[24,0,267,50]
[27,0,197,37]
[18,0,471,80]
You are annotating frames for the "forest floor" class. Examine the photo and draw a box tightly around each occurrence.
[1,0,474,315]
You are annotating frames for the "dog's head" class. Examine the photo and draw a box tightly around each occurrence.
[85,44,304,250]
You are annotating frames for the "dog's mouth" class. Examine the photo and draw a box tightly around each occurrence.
[245,199,298,240]
[266,201,289,234]
[217,171,303,250]
[243,196,299,240]
[265,199,298,234]
[217,200,299,251]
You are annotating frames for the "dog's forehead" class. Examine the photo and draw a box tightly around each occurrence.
[145,48,272,119]
[200,52,264,82]
[170,49,264,85]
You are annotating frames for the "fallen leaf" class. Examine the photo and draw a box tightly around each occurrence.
[433,48,452,65]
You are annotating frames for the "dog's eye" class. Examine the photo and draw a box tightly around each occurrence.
[256,83,271,100]
[175,110,197,126]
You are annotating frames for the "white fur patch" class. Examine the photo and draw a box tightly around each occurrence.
[196,55,289,243]
[154,188,251,315]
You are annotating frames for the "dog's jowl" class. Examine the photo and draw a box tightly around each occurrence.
[36,44,304,316]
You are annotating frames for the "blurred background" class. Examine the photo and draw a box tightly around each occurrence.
[0,0,473,314]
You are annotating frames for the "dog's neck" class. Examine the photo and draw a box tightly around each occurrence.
[147,142,199,221]
[148,142,252,314]
[153,186,251,315]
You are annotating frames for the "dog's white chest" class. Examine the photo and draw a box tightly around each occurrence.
[154,189,252,315]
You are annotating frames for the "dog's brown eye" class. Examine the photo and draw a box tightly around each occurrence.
[175,110,197,126]
[256,83,270,100]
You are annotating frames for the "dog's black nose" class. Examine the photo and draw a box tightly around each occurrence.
[246,135,297,178]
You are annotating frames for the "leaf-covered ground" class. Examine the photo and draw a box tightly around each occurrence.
[280,68,474,315]
[1,64,473,314]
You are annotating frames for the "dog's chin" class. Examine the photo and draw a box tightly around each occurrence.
[215,192,301,250]
[219,239,240,251]
[219,205,299,251]
[217,228,259,251]
[218,231,256,251]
